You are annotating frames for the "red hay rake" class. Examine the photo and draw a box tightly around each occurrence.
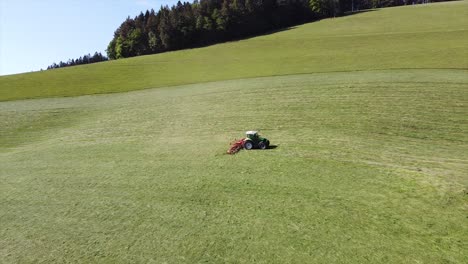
[227,138,245,154]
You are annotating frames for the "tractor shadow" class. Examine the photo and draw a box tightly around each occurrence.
[249,145,278,151]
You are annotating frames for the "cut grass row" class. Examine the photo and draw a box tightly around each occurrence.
[1,1,467,101]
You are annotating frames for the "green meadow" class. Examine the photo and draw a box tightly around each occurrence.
[1,1,467,263]
[1,1,466,101]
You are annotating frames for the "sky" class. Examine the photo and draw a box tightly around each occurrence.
[0,0,181,76]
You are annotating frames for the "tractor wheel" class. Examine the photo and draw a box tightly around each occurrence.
[244,141,254,150]
[258,141,267,150]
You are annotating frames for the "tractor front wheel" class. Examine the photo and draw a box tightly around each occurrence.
[258,141,267,150]
[244,141,254,150]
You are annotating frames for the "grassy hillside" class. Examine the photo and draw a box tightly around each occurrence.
[1,70,467,262]
[0,1,467,101]
[1,1,467,263]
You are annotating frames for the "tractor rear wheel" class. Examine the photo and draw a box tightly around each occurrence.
[244,141,253,150]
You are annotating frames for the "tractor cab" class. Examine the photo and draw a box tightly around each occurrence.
[246,131,259,140]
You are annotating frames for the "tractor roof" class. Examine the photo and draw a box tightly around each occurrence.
[246,131,258,135]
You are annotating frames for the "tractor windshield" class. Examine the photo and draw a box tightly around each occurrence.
[246,133,257,140]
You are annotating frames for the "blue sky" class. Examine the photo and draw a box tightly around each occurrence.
[0,0,181,76]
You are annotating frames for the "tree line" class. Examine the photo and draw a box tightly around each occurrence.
[311,0,451,17]
[106,0,452,60]
[106,0,312,59]
[47,52,108,70]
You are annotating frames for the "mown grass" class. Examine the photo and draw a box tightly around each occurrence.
[0,1,467,101]
[1,1,468,263]
[1,70,467,262]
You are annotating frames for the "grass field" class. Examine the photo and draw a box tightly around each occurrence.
[1,1,468,263]
[0,1,467,101]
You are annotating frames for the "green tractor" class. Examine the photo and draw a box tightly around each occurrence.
[243,131,270,150]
